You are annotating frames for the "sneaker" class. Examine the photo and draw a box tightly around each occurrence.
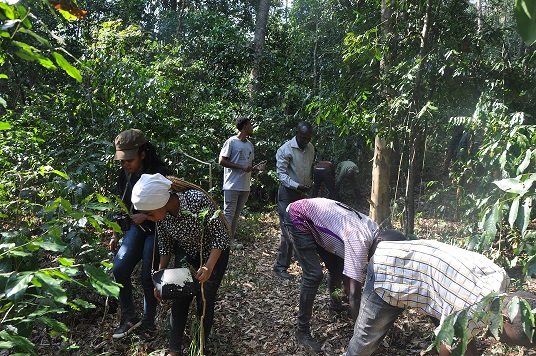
[135,325,156,342]
[296,331,322,353]
[112,317,141,339]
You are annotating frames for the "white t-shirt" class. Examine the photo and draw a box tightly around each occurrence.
[220,136,254,191]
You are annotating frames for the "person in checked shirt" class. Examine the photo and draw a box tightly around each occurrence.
[343,239,536,356]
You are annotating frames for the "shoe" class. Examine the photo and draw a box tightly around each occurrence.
[273,269,293,280]
[135,325,156,342]
[112,317,141,339]
[296,331,322,353]
[328,299,345,313]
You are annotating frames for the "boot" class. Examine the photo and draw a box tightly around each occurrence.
[296,293,321,353]
[296,330,322,353]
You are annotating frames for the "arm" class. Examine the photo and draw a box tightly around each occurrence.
[347,277,363,322]
[276,146,300,189]
[196,248,222,283]
[158,254,172,270]
[219,155,253,172]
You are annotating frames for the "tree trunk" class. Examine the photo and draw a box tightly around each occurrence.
[370,136,392,228]
[370,0,395,228]
[249,0,271,104]
[403,0,432,235]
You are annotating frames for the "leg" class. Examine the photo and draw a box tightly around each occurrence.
[112,225,145,323]
[273,186,298,275]
[318,248,344,310]
[345,260,404,356]
[223,190,239,237]
[311,168,323,198]
[285,212,323,352]
[140,233,159,329]
[195,248,230,344]
[168,247,195,353]
[231,191,250,238]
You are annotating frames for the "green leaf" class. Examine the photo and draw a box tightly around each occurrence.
[515,0,536,45]
[0,122,12,130]
[518,197,532,234]
[517,148,532,174]
[34,272,68,304]
[83,264,120,297]
[523,254,536,277]
[38,316,69,332]
[451,309,468,356]
[520,298,535,341]
[508,197,520,228]
[0,330,35,353]
[52,51,82,82]
[507,296,520,323]
[30,240,66,252]
[0,3,15,20]
[436,313,455,348]
[5,272,34,302]
[493,177,532,195]
[18,28,51,47]
[58,257,75,266]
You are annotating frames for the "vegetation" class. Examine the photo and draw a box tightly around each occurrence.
[1,0,535,354]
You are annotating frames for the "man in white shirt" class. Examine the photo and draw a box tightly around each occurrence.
[219,117,265,241]
[272,121,315,280]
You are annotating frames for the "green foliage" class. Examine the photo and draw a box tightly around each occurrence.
[0,164,121,353]
[432,293,536,355]
[515,0,536,45]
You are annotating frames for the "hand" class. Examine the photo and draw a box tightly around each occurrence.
[108,236,119,252]
[130,213,147,225]
[297,184,311,192]
[154,287,162,303]
[195,265,212,284]
[255,163,266,171]
[242,165,254,172]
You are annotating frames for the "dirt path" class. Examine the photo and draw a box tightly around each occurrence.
[32,212,536,356]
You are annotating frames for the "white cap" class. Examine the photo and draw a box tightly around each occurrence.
[131,173,172,211]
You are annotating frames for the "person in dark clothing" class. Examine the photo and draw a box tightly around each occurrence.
[108,129,172,340]
[311,161,338,200]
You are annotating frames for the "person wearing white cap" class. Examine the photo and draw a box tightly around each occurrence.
[109,129,172,340]
[131,173,230,356]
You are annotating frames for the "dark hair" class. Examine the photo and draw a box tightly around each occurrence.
[236,117,250,131]
[297,121,313,134]
[139,141,172,175]
[368,229,407,260]
[377,229,407,242]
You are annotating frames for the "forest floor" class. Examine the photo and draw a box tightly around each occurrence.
[27,209,536,356]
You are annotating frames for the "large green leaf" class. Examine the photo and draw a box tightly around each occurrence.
[5,272,34,302]
[515,0,536,45]
[493,177,533,195]
[83,264,120,297]
[451,309,468,356]
[52,51,82,82]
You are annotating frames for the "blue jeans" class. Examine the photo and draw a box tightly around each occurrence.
[346,258,404,356]
[273,185,305,272]
[112,225,159,328]
[169,245,230,353]
[284,211,343,332]
[223,190,250,238]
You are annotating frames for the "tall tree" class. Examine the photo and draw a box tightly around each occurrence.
[250,0,271,104]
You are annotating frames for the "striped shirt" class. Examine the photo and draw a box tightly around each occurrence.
[373,240,510,339]
[288,198,379,283]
